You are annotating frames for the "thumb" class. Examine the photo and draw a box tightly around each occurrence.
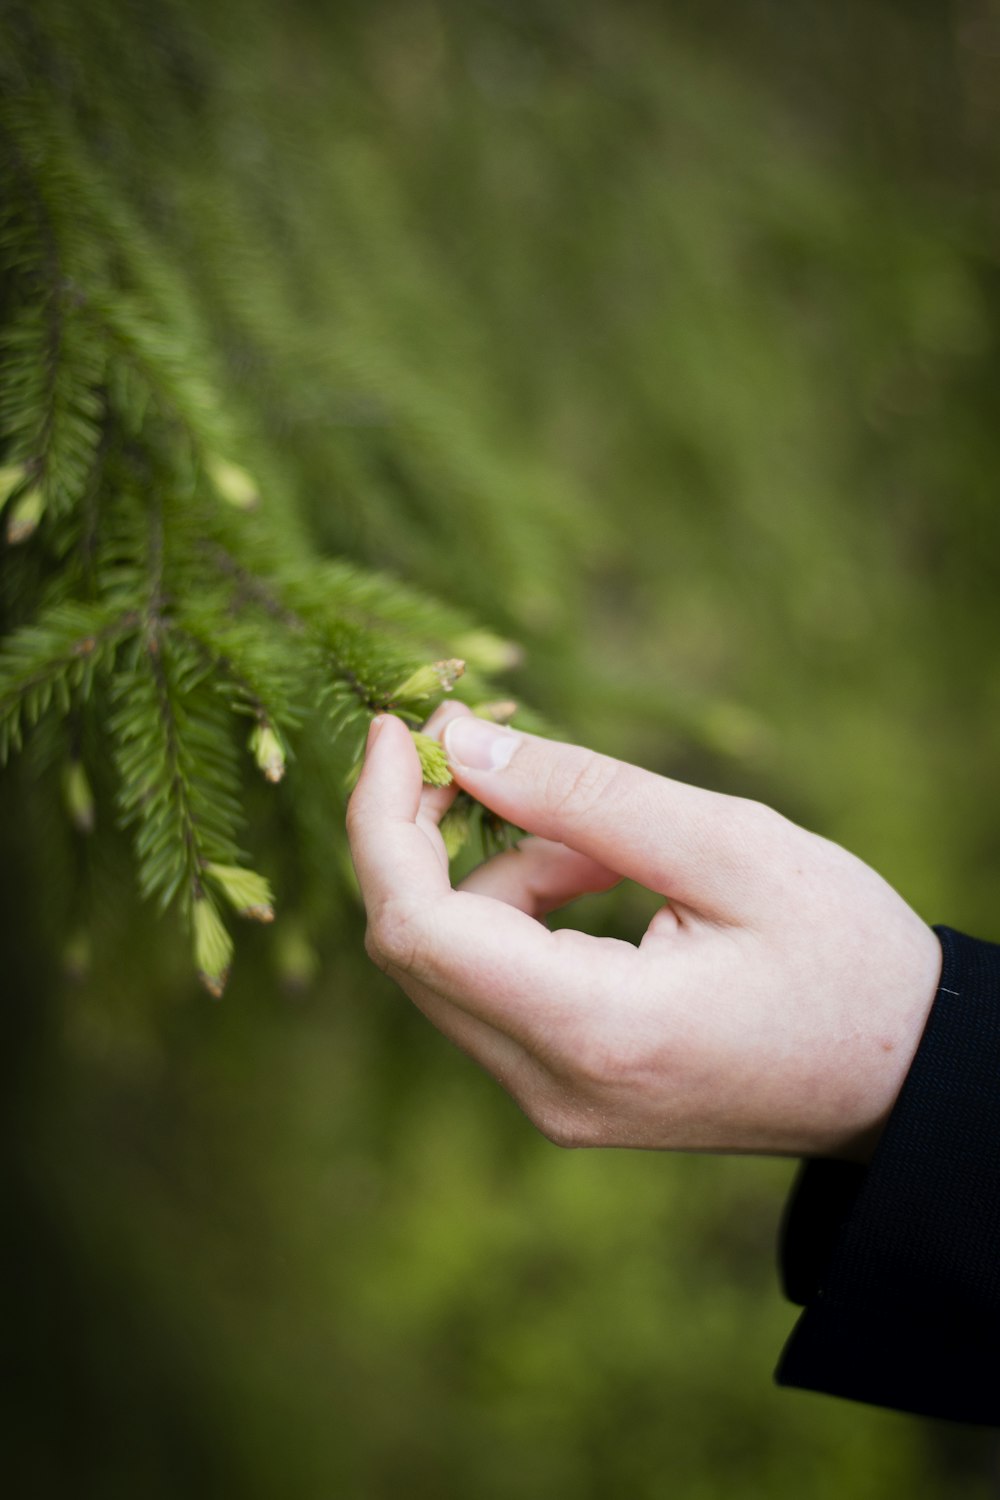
[441,717,774,920]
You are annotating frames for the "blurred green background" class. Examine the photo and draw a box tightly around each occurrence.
[4,0,1000,1493]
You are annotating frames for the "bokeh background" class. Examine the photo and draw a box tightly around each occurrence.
[4,0,1000,1493]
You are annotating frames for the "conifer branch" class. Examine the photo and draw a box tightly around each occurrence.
[172,616,302,748]
[111,637,244,915]
[0,601,136,762]
[201,541,305,634]
[0,33,522,992]
[203,541,406,721]
[82,292,221,454]
[0,108,107,532]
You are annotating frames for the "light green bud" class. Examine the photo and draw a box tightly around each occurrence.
[192,895,234,998]
[204,862,275,922]
[452,631,523,673]
[63,927,92,983]
[0,462,26,511]
[6,484,43,544]
[250,722,286,782]
[473,699,518,724]
[410,730,452,787]
[393,658,466,701]
[439,800,472,859]
[207,456,260,510]
[275,919,319,992]
[63,759,96,834]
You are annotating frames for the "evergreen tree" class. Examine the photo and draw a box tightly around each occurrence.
[3,3,999,1497]
[0,0,527,995]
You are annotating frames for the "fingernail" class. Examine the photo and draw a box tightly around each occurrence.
[443,716,518,771]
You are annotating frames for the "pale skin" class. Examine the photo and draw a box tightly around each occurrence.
[346,701,943,1162]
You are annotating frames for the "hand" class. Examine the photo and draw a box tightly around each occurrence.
[346,705,942,1160]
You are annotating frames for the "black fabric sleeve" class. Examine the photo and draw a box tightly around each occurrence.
[774,926,1000,1425]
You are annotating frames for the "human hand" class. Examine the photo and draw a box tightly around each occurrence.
[346,704,942,1161]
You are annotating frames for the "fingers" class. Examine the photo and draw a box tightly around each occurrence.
[348,710,696,1148]
[441,717,779,920]
[348,715,636,1042]
[347,699,470,895]
[368,878,627,1038]
[459,836,620,917]
[347,714,452,910]
[351,709,562,1088]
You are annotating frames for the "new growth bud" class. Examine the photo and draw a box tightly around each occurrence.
[410,730,452,787]
[192,895,234,998]
[0,462,26,510]
[439,798,472,859]
[62,759,96,834]
[62,927,92,983]
[207,456,260,510]
[250,721,286,782]
[275,919,319,992]
[204,862,275,922]
[6,484,43,544]
[452,631,523,673]
[393,658,466,701]
[473,699,518,724]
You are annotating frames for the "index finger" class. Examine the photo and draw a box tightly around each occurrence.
[441,718,779,921]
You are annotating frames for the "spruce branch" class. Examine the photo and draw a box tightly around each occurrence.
[0,601,136,762]
[0,302,106,538]
[202,540,434,727]
[0,29,527,994]
[0,102,109,534]
[110,636,244,917]
[82,290,223,455]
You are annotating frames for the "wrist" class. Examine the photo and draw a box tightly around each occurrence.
[840,918,943,1163]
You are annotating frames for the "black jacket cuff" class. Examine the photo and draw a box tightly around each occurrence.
[775,926,1000,1425]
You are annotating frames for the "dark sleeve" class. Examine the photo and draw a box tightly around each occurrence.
[774,926,1000,1425]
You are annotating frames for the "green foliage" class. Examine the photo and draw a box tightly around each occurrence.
[109,639,245,914]
[0,15,521,989]
[0,600,124,760]
[3,2,1000,1498]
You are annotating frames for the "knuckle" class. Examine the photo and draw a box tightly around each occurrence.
[363,922,391,973]
[547,751,618,823]
[571,1022,640,1090]
[366,897,425,973]
[731,796,784,841]
[517,1074,608,1149]
[527,1098,594,1150]
[531,981,646,1094]
[709,796,788,890]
